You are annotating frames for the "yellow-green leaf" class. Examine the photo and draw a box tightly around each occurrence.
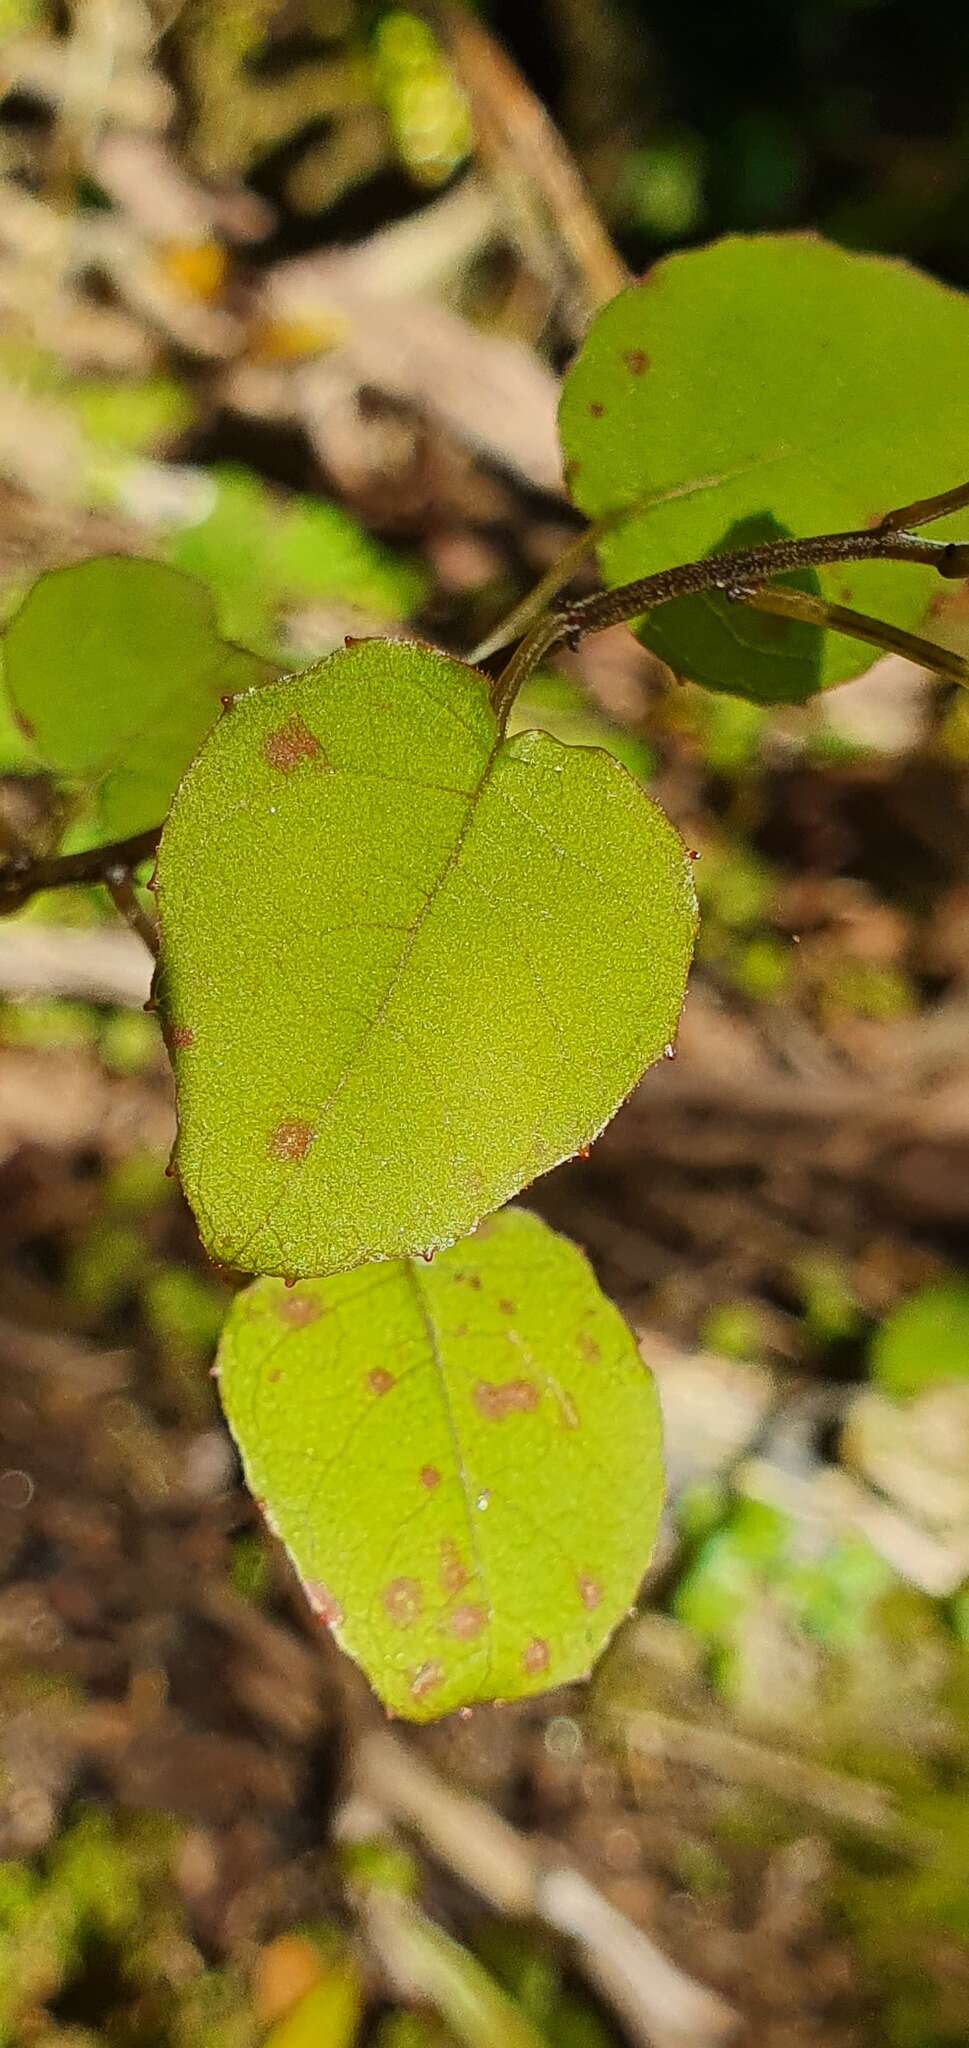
[156,638,696,1276]
[216,1209,663,1719]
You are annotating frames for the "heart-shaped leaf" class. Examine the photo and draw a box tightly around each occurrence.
[216,1209,664,1719]
[3,556,274,845]
[559,234,969,703]
[157,638,696,1276]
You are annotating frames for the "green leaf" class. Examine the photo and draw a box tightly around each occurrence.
[869,1280,969,1400]
[216,1209,663,1719]
[70,376,196,454]
[157,638,696,1276]
[2,557,273,844]
[167,466,428,658]
[559,234,969,703]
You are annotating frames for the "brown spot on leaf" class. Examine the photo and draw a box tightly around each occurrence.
[578,1333,601,1364]
[305,1581,343,1628]
[440,1540,469,1597]
[383,1577,422,1628]
[589,400,605,418]
[263,713,325,773]
[420,1465,441,1490]
[452,1270,482,1290]
[498,1299,516,1316]
[523,1637,550,1676]
[473,1378,540,1422]
[564,459,581,489]
[269,1119,313,1163]
[169,1025,195,1049]
[448,1602,488,1641]
[268,1368,281,1383]
[578,1573,602,1610]
[276,1292,321,1329]
[368,1368,395,1397]
[410,1660,444,1703]
[624,348,650,375]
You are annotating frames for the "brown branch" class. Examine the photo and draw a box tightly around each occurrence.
[492,520,969,717]
[0,826,160,913]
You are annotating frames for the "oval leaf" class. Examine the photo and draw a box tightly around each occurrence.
[3,556,273,843]
[216,1209,664,1719]
[157,638,696,1277]
[559,234,969,703]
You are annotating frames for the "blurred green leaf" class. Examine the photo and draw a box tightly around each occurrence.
[167,467,428,657]
[216,1208,663,1718]
[364,1894,548,2048]
[869,1280,969,1400]
[373,9,472,187]
[70,377,196,455]
[3,557,274,845]
[143,1266,230,1356]
[263,1965,361,2048]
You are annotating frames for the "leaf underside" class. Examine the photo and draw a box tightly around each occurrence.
[157,638,697,1278]
[559,234,969,703]
[216,1209,664,1719]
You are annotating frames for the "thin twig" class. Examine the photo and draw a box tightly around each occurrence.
[0,826,160,913]
[609,1705,919,1851]
[734,583,969,689]
[492,520,969,717]
[877,476,969,533]
[355,1730,738,2048]
[103,864,159,959]
[468,521,598,665]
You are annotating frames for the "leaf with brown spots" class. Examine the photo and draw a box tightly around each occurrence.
[215,1209,663,1720]
[158,637,695,1277]
[559,234,969,703]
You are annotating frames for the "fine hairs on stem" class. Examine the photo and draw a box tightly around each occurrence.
[490,486,969,721]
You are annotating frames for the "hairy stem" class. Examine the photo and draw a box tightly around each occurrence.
[492,521,969,715]
[0,826,160,913]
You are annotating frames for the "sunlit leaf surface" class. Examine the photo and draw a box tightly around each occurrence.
[157,638,696,1276]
